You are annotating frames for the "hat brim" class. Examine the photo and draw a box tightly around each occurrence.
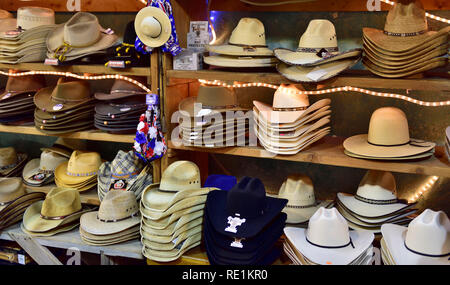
[80,233,140,246]
[54,161,98,186]
[80,211,140,236]
[142,210,204,236]
[206,44,273,57]
[21,220,80,237]
[274,48,362,66]
[140,195,208,220]
[142,235,201,262]
[0,90,35,102]
[79,224,139,240]
[178,96,248,118]
[135,6,172,48]
[94,91,147,101]
[94,103,147,116]
[343,134,435,158]
[141,204,205,229]
[363,58,447,78]
[35,110,95,126]
[343,149,434,161]
[34,86,95,113]
[204,55,277,67]
[0,152,28,176]
[36,124,94,135]
[141,221,203,245]
[22,158,55,186]
[0,192,46,221]
[283,200,333,224]
[35,104,95,120]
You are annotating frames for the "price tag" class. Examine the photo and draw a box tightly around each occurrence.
[45,58,59,66]
[306,67,328,81]
[104,28,115,35]
[107,60,126,69]
[18,254,25,265]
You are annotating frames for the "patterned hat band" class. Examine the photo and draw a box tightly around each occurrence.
[66,170,98,177]
[201,104,239,110]
[383,30,427,37]
[272,106,308,112]
[38,169,55,175]
[355,194,398,205]
[285,203,318,209]
[40,209,83,221]
[97,211,139,223]
[111,171,140,179]
[0,162,17,171]
[228,42,268,52]
[296,47,339,53]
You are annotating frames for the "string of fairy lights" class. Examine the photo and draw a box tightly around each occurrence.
[409,176,439,203]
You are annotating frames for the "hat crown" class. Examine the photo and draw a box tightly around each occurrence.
[160,161,201,191]
[226,177,267,218]
[229,18,267,47]
[279,174,316,206]
[98,190,139,221]
[17,6,55,30]
[356,170,397,201]
[0,178,26,203]
[51,79,91,102]
[299,19,338,49]
[384,0,427,34]
[41,187,82,217]
[197,85,238,108]
[5,75,45,94]
[307,207,350,247]
[67,151,102,176]
[0,147,18,166]
[273,84,309,109]
[110,78,145,93]
[405,209,450,256]
[367,107,410,146]
[110,150,143,177]
[63,12,102,47]
[140,16,162,38]
[39,150,68,171]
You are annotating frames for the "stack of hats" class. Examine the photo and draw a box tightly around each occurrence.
[46,12,118,64]
[22,187,92,237]
[54,151,102,192]
[275,19,362,82]
[0,75,46,125]
[336,170,417,234]
[97,150,153,202]
[205,18,277,68]
[362,0,449,78]
[381,209,449,265]
[343,107,436,161]
[94,78,148,134]
[34,78,95,135]
[0,147,28,178]
[22,149,68,188]
[140,161,216,262]
[204,177,288,265]
[284,207,375,265]
[0,178,45,231]
[445,126,450,161]
[0,7,56,64]
[253,85,331,155]
[278,174,332,225]
[177,85,250,148]
[80,190,141,246]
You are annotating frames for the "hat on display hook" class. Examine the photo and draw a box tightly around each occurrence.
[135,6,172,48]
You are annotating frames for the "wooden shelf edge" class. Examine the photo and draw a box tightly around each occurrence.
[168,137,450,177]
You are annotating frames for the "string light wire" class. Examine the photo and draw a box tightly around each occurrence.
[409,176,439,203]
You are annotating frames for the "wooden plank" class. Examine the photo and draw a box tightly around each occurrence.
[8,232,62,265]
[166,70,450,91]
[25,184,100,206]
[0,0,144,12]
[168,136,450,177]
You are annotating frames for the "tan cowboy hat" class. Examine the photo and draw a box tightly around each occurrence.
[0,147,28,177]
[204,55,278,68]
[80,232,140,246]
[143,204,205,230]
[362,57,448,78]
[142,210,204,236]
[16,7,55,30]
[54,151,102,189]
[22,187,91,233]
[79,225,139,240]
[135,6,171,48]
[278,174,332,224]
[0,178,26,211]
[207,18,272,57]
[343,107,435,158]
[141,221,202,244]
[21,221,80,237]
[141,196,208,220]
[0,75,45,102]
[47,12,118,62]
[142,233,201,262]
[277,57,360,82]
[22,150,68,186]
[363,0,450,53]
[80,190,140,236]
[94,78,147,100]
[274,19,362,66]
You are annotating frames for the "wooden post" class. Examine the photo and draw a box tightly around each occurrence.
[8,232,62,265]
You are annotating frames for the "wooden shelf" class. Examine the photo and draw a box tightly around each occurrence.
[166,70,450,91]
[0,125,135,143]
[25,184,100,206]
[169,136,450,177]
[0,63,151,77]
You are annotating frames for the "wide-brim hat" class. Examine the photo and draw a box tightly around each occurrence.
[135,6,172,48]
[36,112,95,127]
[204,55,278,68]
[141,195,208,220]
[35,104,95,120]
[0,152,27,177]
[94,102,147,117]
[143,204,205,230]
[80,211,140,236]
[274,47,362,66]
[142,210,204,236]
[142,234,202,262]
[22,158,55,186]
[283,200,333,224]
[362,57,447,78]
[206,44,272,57]
[381,223,449,265]
[343,149,434,161]
[54,160,98,187]
[178,96,247,118]
[21,220,80,237]
[0,191,46,217]
[34,86,95,113]
[35,120,93,131]
[141,221,203,245]
[277,58,360,82]
[36,124,94,135]
[79,224,139,240]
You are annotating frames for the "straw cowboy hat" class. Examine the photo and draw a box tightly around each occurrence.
[343,107,435,158]
[203,55,278,68]
[363,0,450,53]
[16,7,55,30]
[0,75,45,102]
[80,190,140,236]
[206,18,273,57]
[381,209,449,265]
[362,57,448,78]
[274,20,362,66]
[22,150,68,186]
[22,187,91,233]
[0,178,27,212]
[284,207,374,265]
[142,233,202,262]
[94,78,147,100]
[278,174,331,224]
[0,147,28,177]
[47,12,118,62]
[141,221,203,245]
[143,204,205,230]
[134,6,171,48]
[0,190,45,231]
[142,210,203,236]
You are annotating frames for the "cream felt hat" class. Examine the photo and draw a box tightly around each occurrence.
[80,190,140,236]
[0,147,28,177]
[381,209,450,265]
[274,20,362,66]
[256,126,330,151]
[143,204,205,230]
[47,12,118,62]
[277,58,360,83]
[343,107,435,158]
[363,0,450,53]
[337,170,415,219]
[0,178,26,211]
[16,7,55,30]
[284,207,374,265]
[22,151,68,186]
[142,210,204,236]
[206,18,273,57]
[278,174,331,224]
[204,55,277,67]
[135,6,171,48]
[142,234,201,262]
[54,151,101,187]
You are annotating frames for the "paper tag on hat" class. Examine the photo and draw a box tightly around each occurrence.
[103,28,115,35]
[110,180,127,191]
[45,58,60,66]
[4,30,21,37]
[107,60,126,69]
[18,254,25,265]
[306,67,328,81]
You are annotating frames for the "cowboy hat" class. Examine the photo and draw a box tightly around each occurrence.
[94,78,148,100]
[204,175,237,191]
[141,222,202,245]
[142,204,205,230]
[343,107,435,158]
[16,7,55,30]
[142,234,201,262]
[79,224,139,240]
[284,207,374,265]
[0,75,45,102]
[0,178,27,211]
[362,57,448,78]
[381,209,449,265]
[22,150,68,186]
[135,6,171,48]
[35,104,95,121]
[204,55,278,68]
[142,210,203,236]
[141,196,208,221]
[343,149,434,161]
[21,220,80,237]
[0,147,28,177]
[274,20,362,66]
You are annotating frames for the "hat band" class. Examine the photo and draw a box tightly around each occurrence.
[355,194,398,205]
[297,47,339,53]
[0,162,17,171]
[97,210,139,223]
[285,203,317,209]
[110,90,147,95]
[66,170,98,177]
[272,106,308,111]
[383,30,427,37]
[53,35,101,62]
[368,139,433,148]
[228,43,268,52]
[404,241,450,258]
[111,171,139,179]
[40,209,82,220]
[201,104,239,110]
[306,236,355,249]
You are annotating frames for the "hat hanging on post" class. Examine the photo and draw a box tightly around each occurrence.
[135,6,172,48]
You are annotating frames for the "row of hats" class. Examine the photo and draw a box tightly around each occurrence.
[205,1,449,80]
[0,8,150,67]
[0,75,148,133]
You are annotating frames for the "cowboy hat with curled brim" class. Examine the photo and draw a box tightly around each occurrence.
[54,151,102,188]
[343,149,434,161]
[135,6,171,48]
[274,19,362,66]
[94,78,148,101]
[79,224,139,240]
[142,204,205,230]
[0,178,27,211]
[142,210,204,236]
[141,195,208,220]
[343,107,435,158]
[0,191,45,221]
[204,55,277,68]
[94,101,147,117]
[142,234,202,262]
[21,220,80,237]
[36,111,95,127]
[362,57,448,78]
[0,74,45,102]
[35,104,95,121]
[35,120,93,131]
[381,209,450,265]
[0,147,28,177]
[22,151,68,186]
[80,233,140,246]
[36,124,94,136]
[141,220,203,245]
